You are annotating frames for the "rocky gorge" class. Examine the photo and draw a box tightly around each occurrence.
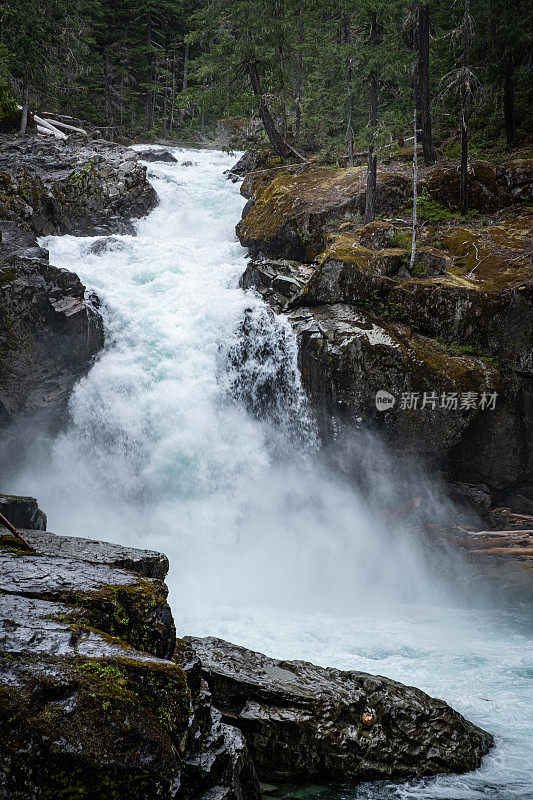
[0,135,530,799]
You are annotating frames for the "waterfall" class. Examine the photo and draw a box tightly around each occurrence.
[2,146,530,800]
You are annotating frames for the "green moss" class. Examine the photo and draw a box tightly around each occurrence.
[240,165,365,257]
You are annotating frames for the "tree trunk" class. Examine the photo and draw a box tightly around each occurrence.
[364,13,379,224]
[170,54,176,132]
[275,0,288,138]
[460,0,471,216]
[345,14,354,167]
[247,60,292,159]
[410,105,418,271]
[294,0,304,139]
[415,3,437,164]
[20,75,29,135]
[145,10,154,131]
[504,69,516,146]
[178,41,189,126]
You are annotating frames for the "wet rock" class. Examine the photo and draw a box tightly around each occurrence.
[240,257,315,311]
[175,641,262,800]
[0,494,46,530]
[287,303,500,461]
[85,235,127,255]
[0,592,190,800]
[0,133,159,427]
[136,148,177,163]
[240,189,532,494]
[0,527,261,799]
[0,250,104,424]
[226,150,262,181]
[0,134,157,236]
[0,543,176,659]
[185,636,493,783]
[445,481,492,516]
[20,527,169,578]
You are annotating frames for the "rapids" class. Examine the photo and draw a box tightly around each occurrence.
[4,147,532,799]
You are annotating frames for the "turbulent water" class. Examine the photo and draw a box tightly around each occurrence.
[5,147,532,798]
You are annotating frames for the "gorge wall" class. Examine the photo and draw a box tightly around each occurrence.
[234,151,533,512]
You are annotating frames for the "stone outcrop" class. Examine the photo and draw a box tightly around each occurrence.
[0,133,157,427]
[0,509,260,800]
[235,152,533,504]
[236,165,411,262]
[423,161,512,212]
[0,494,46,530]
[185,636,493,783]
[0,244,104,424]
[0,134,157,236]
[136,148,178,163]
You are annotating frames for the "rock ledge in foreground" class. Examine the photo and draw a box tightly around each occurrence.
[185,636,494,783]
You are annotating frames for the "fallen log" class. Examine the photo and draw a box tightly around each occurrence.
[34,114,68,140]
[468,547,533,557]
[0,511,34,552]
[43,117,87,135]
[452,536,532,549]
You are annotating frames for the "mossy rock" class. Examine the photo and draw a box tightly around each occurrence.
[424,161,512,213]
[237,166,367,261]
[0,593,189,800]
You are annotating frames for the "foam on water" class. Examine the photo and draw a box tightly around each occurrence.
[5,146,532,798]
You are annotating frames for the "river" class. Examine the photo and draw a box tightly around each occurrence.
[6,146,532,799]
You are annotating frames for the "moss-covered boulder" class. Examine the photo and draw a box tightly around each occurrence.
[423,160,512,212]
[0,593,190,800]
[0,526,262,800]
[0,533,176,659]
[236,166,411,261]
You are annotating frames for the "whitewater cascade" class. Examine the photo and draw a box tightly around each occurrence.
[4,147,531,799]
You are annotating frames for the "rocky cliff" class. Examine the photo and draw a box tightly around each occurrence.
[0,134,157,427]
[235,152,533,509]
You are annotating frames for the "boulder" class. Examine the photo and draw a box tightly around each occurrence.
[0,250,104,425]
[500,158,533,202]
[184,636,493,783]
[0,592,191,800]
[0,536,176,659]
[0,134,157,236]
[423,160,512,213]
[236,166,411,261]
[136,148,178,163]
[287,303,501,461]
[0,494,46,530]
[240,257,315,311]
[227,150,261,178]
[0,527,261,800]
